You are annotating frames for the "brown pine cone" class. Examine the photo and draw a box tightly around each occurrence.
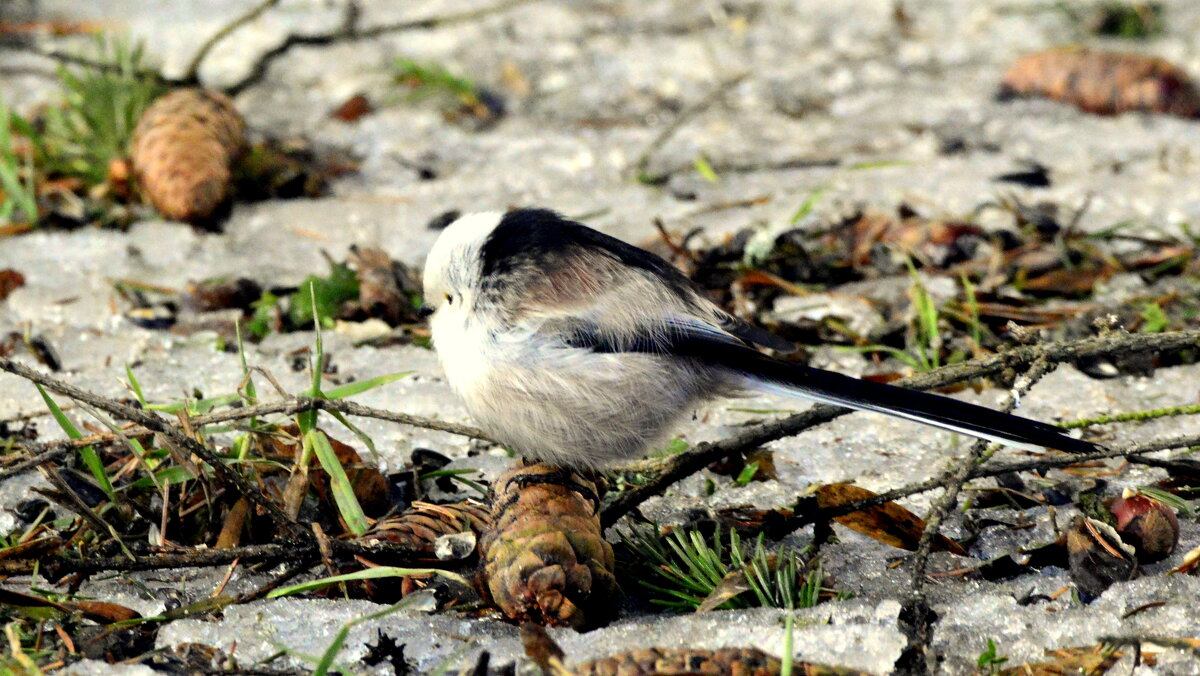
[1000,48,1200,117]
[573,647,874,676]
[480,462,616,629]
[362,500,491,559]
[130,89,246,224]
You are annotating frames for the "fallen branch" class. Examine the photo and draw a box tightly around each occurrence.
[784,430,1200,536]
[897,356,1055,674]
[182,0,283,82]
[601,329,1200,527]
[189,396,491,441]
[223,0,540,95]
[0,538,424,579]
[0,395,491,481]
[0,42,186,88]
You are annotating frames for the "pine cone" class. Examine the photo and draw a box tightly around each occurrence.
[573,647,873,676]
[363,500,491,559]
[1000,48,1200,117]
[130,89,246,224]
[480,463,616,628]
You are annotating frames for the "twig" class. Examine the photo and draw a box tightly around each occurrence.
[223,0,540,95]
[601,329,1200,528]
[39,464,135,561]
[183,0,283,83]
[1099,636,1200,659]
[190,397,492,441]
[0,438,102,482]
[355,0,542,38]
[630,72,748,182]
[898,357,1056,674]
[1059,403,1200,429]
[777,431,1200,538]
[0,396,491,481]
[0,42,184,87]
[0,357,307,540]
[0,537,424,579]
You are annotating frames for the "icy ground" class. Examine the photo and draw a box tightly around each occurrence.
[3,0,1200,673]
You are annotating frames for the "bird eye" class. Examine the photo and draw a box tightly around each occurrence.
[444,293,453,305]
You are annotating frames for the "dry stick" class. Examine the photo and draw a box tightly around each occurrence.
[630,72,748,181]
[0,398,491,482]
[601,329,1200,528]
[190,397,492,441]
[784,430,1200,535]
[0,42,186,87]
[182,0,283,82]
[222,0,540,96]
[0,534,425,578]
[0,357,307,540]
[0,438,96,482]
[898,357,1056,674]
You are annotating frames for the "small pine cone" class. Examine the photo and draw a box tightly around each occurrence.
[363,500,491,559]
[573,647,873,676]
[480,463,616,629]
[130,89,246,223]
[1000,48,1200,117]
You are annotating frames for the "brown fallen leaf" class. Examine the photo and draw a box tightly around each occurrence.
[330,94,373,122]
[0,589,140,624]
[814,483,966,555]
[1000,47,1200,117]
[262,424,390,517]
[0,269,25,301]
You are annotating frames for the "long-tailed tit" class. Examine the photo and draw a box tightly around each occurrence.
[421,208,1097,467]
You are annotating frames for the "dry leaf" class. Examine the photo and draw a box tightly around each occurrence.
[815,483,966,555]
[1001,47,1200,117]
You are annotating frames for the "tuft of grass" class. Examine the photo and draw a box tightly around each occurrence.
[40,35,165,185]
[288,262,359,330]
[393,59,483,107]
[977,638,1009,674]
[621,525,835,612]
[0,101,39,227]
[1088,2,1163,38]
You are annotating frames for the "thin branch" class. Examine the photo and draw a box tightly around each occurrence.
[223,0,540,96]
[183,0,283,83]
[898,357,1056,674]
[189,397,492,441]
[780,431,1200,537]
[0,536,425,579]
[0,42,184,87]
[0,357,307,540]
[601,329,1200,527]
[354,0,542,38]
[0,397,491,481]
[630,72,748,182]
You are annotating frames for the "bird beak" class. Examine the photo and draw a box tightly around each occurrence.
[418,304,434,319]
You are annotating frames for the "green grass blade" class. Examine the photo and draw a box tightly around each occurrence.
[124,364,147,406]
[693,154,720,183]
[324,371,414,400]
[267,566,471,598]
[306,429,370,535]
[36,385,114,499]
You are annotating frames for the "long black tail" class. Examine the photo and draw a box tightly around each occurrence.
[567,318,1099,455]
[736,352,1099,454]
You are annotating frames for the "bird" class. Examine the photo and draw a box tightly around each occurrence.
[420,207,1098,467]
